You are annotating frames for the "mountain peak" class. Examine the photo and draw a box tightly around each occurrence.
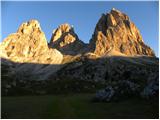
[28,19,40,27]
[0,19,63,64]
[49,23,87,55]
[17,19,41,34]
[51,23,74,42]
[90,8,155,56]
[0,9,156,59]
[111,7,121,13]
[54,23,73,34]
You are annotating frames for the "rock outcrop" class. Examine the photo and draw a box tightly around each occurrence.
[89,8,155,56]
[49,23,87,55]
[93,80,140,102]
[0,20,63,64]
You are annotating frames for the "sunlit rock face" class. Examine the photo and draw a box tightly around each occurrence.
[49,23,87,55]
[0,20,63,64]
[89,8,155,56]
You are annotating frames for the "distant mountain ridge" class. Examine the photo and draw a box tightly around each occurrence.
[1,8,158,99]
[0,8,155,62]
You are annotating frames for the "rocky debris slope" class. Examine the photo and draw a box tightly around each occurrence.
[53,56,158,82]
[49,24,88,55]
[53,55,158,100]
[93,75,158,102]
[89,8,155,56]
[95,81,140,102]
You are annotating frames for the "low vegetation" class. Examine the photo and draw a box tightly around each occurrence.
[2,94,158,119]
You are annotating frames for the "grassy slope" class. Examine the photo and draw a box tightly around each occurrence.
[1,94,158,119]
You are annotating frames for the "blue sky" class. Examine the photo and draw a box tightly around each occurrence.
[1,1,159,56]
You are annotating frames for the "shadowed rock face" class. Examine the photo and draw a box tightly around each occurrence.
[0,20,63,64]
[49,24,87,55]
[89,8,155,56]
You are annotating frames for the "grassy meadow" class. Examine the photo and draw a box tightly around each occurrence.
[1,94,158,119]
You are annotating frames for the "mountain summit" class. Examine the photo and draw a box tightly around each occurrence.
[89,8,155,56]
[49,23,87,55]
[0,19,63,64]
[1,9,155,60]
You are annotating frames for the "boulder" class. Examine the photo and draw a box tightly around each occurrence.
[93,80,140,102]
[93,86,115,102]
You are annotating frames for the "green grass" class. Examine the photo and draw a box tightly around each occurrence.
[1,94,159,119]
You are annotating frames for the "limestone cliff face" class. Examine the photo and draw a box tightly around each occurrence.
[0,20,63,64]
[49,24,87,55]
[89,8,155,56]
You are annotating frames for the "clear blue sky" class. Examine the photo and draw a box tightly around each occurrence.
[1,1,159,56]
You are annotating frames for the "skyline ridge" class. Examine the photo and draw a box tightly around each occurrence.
[2,1,158,56]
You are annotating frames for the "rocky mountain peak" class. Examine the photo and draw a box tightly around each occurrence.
[50,23,74,43]
[110,8,129,20]
[57,23,73,33]
[90,8,155,56]
[17,19,41,35]
[49,23,87,55]
[0,19,63,64]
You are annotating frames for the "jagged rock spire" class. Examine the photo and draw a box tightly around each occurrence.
[0,19,63,64]
[49,23,87,55]
[90,8,155,56]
